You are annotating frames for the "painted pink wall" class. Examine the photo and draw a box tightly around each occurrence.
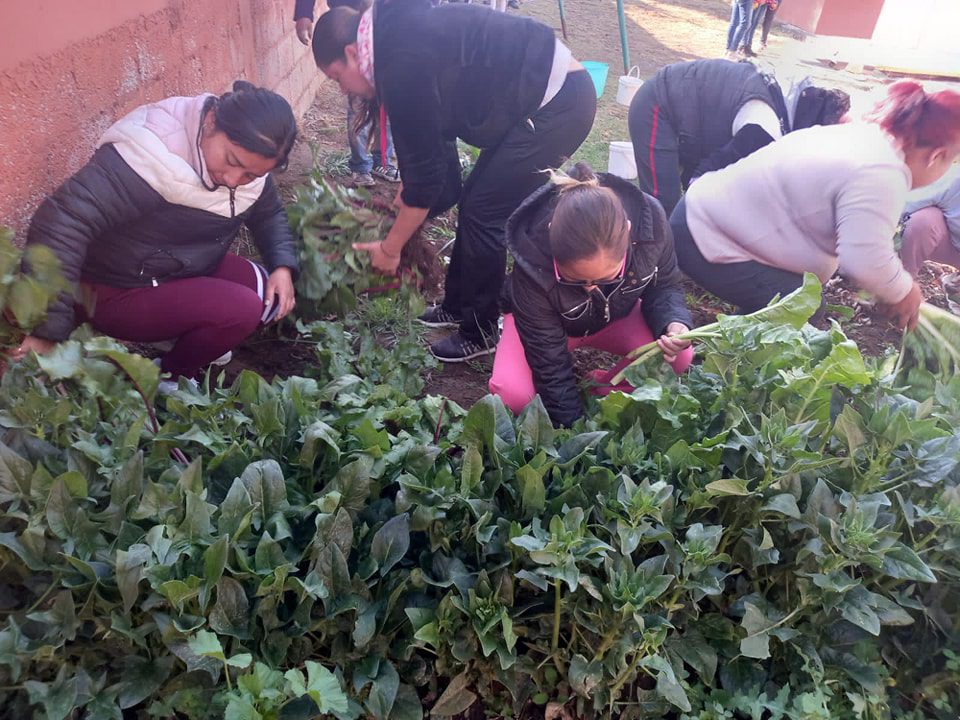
[0,0,323,236]
[777,0,883,38]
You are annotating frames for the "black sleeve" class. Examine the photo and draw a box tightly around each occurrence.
[511,271,584,428]
[293,0,316,20]
[691,124,776,180]
[26,145,161,342]
[640,200,695,337]
[245,175,300,280]
[381,55,449,210]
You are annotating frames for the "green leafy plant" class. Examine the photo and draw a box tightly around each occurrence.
[0,227,69,350]
[0,225,957,720]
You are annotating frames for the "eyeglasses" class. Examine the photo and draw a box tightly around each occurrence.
[553,254,627,289]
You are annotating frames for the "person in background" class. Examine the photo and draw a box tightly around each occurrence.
[9,81,299,393]
[628,58,850,216]
[900,171,960,275]
[312,0,596,362]
[670,81,960,330]
[489,164,694,428]
[725,0,753,59]
[743,0,782,55]
[295,0,400,187]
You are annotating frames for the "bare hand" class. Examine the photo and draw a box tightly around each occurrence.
[265,267,296,320]
[392,182,404,209]
[8,335,57,362]
[882,280,922,331]
[295,17,313,45]
[353,241,401,275]
[656,322,691,363]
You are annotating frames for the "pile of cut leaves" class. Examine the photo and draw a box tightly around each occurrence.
[288,173,389,317]
[0,229,958,720]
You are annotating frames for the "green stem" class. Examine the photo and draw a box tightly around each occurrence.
[223,660,233,692]
[611,329,723,385]
[25,576,61,614]
[552,579,561,653]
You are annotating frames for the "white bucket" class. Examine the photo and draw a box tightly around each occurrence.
[616,66,644,106]
[607,141,637,180]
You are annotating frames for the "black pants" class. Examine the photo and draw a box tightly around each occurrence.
[628,82,686,218]
[670,197,803,314]
[438,70,597,342]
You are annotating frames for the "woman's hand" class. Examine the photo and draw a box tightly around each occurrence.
[266,267,296,320]
[656,322,691,363]
[352,241,401,275]
[882,280,922,331]
[8,335,57,361]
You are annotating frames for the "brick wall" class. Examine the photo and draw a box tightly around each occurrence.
[0,0,323,236]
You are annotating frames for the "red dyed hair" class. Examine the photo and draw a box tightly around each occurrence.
[870,81,960,149]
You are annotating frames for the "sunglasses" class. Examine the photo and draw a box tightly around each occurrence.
[558,264,659,324]
[553,254,628,289]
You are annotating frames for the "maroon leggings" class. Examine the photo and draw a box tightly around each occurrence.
[86,254,276,378]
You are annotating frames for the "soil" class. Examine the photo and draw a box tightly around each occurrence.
[218,0,955,406]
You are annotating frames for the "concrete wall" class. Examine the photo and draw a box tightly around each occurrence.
[0,0,323,236]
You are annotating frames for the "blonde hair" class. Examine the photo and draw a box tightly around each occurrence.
[548,163,630,265]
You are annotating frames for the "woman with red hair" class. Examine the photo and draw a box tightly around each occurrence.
[670,82,960,330]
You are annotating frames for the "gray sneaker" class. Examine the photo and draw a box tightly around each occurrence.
[351,171,376,187]
[372,165,401,183]
[417,305,462,328]
[430,332,497,363]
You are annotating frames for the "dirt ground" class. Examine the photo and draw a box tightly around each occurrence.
[227,0,955,406]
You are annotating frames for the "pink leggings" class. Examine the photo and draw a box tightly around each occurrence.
[901,206,960,276]
[489,302,695,415]
[85,254,277,378]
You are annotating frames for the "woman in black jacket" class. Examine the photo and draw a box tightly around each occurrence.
[628,58,849,216]
[312,0,596,362]
[10,81,300,390]
[489,164,694,427]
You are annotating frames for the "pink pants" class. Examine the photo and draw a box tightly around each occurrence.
[85,254,277,378]
[901,206,960,275]
[488,302,695,416]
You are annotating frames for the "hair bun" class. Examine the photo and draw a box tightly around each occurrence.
[231,79,257,94]
[550,162,601,193]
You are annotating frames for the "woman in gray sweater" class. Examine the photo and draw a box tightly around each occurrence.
[670,81,960,331]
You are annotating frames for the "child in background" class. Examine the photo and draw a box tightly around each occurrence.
[743,0,782,56]
[294,0,400,187]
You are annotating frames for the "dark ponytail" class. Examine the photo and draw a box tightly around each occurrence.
[312,7,362,68]
[312,6,379,141]
[207,81,297,171]
[549,163,631,265]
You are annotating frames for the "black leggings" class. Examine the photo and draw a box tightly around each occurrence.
[628,81,686,217]
[670,197,803,314]
[438,70,597,341]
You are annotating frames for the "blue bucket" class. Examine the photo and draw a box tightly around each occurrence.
[582,61,609,99]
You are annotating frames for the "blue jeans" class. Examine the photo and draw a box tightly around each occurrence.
[346,101,395,174]
[726,0,754,51]
[744,4,767,48]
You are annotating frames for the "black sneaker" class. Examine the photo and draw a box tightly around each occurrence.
[430,332,496,363]
[417,305,462,328]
